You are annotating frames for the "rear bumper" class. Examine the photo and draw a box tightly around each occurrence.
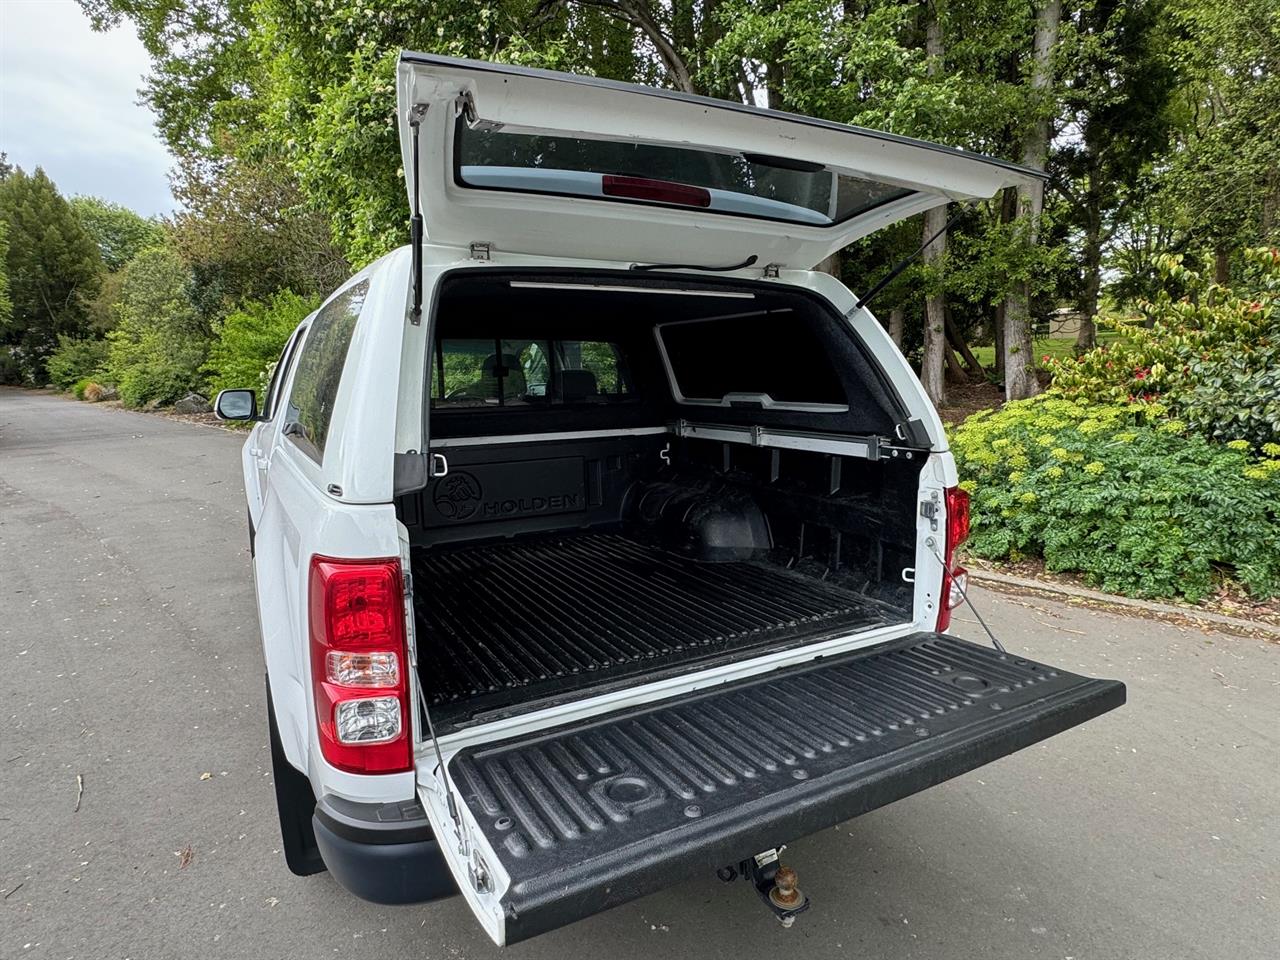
[312,795,456,905]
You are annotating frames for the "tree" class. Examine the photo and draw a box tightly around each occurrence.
[1153,0,1280,266]
[69,196,165,271]
[170,152,348,313]
[1001,0,1059,401]
[0,167,103,383]
[0,219,11,331]
[1054,0,1183,351]
[918,0,949,406]
[104,244,208,405]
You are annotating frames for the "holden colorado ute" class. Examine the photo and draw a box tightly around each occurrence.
[214,53,1125,945]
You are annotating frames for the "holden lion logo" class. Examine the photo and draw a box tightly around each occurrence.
[433,471,482,521]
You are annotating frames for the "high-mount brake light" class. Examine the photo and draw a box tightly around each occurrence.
[601,174,712,208]
[309,557,412,774]
[935,486,971,633]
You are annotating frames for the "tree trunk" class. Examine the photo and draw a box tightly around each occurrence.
[993,187,1017,383]
[1214,245,1230,285]
[945,307,985,376]
[888,305,905,348]
[944,339,969,384]
[921,206,949,406]
[918,0,948,407]
[993,300,1006,379]
[1003,0,1059,401]
[1075,224,1102,352]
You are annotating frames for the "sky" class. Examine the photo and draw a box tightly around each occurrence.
[0,0,175,217]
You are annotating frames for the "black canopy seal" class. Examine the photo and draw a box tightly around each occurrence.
[408,103,428,324]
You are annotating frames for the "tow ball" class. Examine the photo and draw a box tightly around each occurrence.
[717,847,811,928]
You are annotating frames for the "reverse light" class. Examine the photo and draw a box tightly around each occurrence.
[602,174,712,208]
[309,557,412,774]
[936,486,971,633]
[334,696,402,744]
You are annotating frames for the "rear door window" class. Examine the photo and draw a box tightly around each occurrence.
[283,280,368,461]
[657,312,847,409]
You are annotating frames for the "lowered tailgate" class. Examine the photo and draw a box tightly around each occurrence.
[424,633,1124,944]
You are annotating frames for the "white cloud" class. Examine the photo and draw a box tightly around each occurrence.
[0,0,175,216]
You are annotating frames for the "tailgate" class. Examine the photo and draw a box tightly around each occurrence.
[434,633,1124,944]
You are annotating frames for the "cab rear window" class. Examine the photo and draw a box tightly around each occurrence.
[431,337,632,409]
[456,125,912,227]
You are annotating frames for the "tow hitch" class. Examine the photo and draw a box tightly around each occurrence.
[718,848,811,928]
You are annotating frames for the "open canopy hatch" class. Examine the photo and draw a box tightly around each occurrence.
[396,53,1043,269]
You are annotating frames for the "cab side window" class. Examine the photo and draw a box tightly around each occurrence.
[283,280,369,462]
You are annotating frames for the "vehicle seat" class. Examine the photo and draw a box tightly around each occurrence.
[556,369,598,402]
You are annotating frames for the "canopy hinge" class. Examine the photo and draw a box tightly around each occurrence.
[762,262,782,278]
[469,241,492,261]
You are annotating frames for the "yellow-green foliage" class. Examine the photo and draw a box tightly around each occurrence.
[951,396,1280,601]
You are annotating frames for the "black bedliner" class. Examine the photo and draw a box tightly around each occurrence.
[412,532,900,719]
[446,632,1125,944]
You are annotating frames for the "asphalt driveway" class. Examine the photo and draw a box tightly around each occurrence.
[2,386,1277,959]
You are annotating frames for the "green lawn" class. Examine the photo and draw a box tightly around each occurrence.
[971,330,1120,369]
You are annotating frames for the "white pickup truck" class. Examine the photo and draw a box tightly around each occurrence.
[215,53,1125,946]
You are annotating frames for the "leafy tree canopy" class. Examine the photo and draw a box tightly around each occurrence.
[69,196,166,271]
[0,167,103,383]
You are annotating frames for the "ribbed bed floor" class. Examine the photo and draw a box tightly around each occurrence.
[412,532,898,715]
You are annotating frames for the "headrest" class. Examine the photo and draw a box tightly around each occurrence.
[556,369,599,402]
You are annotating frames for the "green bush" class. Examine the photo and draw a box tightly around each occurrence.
[103,246,209,407]
[72,377,94,400]
[1049,247,1280,449]
[203,290,319,397]
[46,335,109,390]
[951,396,1280,602]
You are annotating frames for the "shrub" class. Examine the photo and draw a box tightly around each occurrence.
[72,377,94,400]
[103,246,209,407]
[202,290,319,397]
[1049,247,1280,449]
[951,396,1280,602]
[46,335,109,390]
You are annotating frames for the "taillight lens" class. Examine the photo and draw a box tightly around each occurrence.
[309,557,412,774]
[936,486,971,633]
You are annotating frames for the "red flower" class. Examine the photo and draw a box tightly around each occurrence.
[1133,367,1149,380]
[1042,354,1051,362]
[1248,301,1262,312]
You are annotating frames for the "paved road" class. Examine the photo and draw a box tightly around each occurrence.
[2,386,1277,959]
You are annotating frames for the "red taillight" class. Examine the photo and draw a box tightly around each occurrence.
[936,486,971,633]
[601,174,712,208]
[309,556,412,774]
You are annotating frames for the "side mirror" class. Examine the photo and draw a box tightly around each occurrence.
[214,389,259,421]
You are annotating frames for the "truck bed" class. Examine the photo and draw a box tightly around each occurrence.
[411,532,903,721]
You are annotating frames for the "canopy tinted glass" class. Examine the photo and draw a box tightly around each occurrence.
[456,125,913,227]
